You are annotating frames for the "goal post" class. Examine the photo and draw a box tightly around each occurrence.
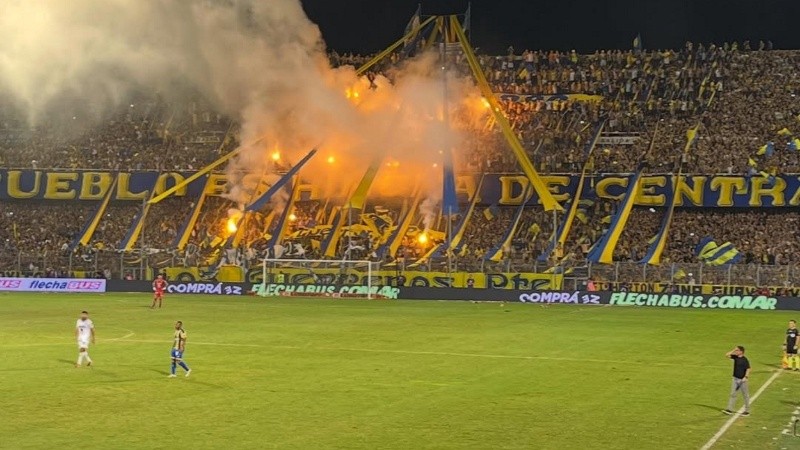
[254,258,386,299]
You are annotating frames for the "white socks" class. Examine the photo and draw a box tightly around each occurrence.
[77,353,92,365]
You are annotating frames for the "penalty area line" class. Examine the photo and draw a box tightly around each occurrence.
[700,370,781,450]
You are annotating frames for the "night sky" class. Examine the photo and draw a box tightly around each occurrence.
[301,0,800,54]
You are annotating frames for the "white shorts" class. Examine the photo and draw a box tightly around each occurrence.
[77,339,90,349]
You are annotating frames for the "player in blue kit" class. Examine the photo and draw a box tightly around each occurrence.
[169,321,191,378]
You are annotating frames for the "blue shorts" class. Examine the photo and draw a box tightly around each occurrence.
[171,349,184,359]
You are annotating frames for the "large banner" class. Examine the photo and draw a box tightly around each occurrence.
[0,277,106,293]
[3,169,800,208]
[106,280,246,295]
[592,281,800,297]
[250,267,561,290]
[253,283,401,299]
[442,288,797,311]
[360,287,800,310]
[605,292,783,310]
[497,93,603,103]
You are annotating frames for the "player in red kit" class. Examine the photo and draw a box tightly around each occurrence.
[151,275,168,309]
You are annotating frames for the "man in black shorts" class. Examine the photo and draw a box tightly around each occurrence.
[785,320,799,371]
[722,346,751,416]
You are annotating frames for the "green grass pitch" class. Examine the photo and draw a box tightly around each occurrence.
[1,292,799,449]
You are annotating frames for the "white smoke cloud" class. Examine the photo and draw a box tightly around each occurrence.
[0,0,486,212]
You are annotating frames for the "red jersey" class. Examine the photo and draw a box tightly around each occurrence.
[153,279,167,292]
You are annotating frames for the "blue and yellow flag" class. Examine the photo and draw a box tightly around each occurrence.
[247,149,316,212]
[377,187,422,258]
[587,170,644,263]
[536,119,605,262]
[790,138,800,151]
[633,33,643,51]
[684,126,698,152]
[408,244,442,268]
[119,179,160,251]
[483,204,500,221]
[173,176,211,250]
[403,5,421,42]
[695,237,742,266]
[640,176,677,265]
[268,178,301,248]
[641,125,701,265]
[447,175,485,253]
[485,187,530,262]
[72,175,119,249]
[322,160,380,257]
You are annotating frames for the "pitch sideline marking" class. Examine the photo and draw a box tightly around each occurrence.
[3,336,708,368]
[109,340,705,367]
[0,328,136,347]
[314,346,705,368]
[700,370,782,450]
[778,404,800,437]
[105,332,135,341]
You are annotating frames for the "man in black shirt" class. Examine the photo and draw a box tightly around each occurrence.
[722,346,751,416]
[785,320,799,371]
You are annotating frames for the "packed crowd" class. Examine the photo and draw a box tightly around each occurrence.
[2,41,800,282]
[0,95,233,170]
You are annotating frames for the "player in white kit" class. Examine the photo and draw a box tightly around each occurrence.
[75,311,95,367]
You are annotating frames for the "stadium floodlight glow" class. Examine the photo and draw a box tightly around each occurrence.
[259,258,379,299]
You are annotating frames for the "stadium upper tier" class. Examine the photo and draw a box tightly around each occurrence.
[1,44,798,174]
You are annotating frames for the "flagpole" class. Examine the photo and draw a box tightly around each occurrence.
[140,196,146,278]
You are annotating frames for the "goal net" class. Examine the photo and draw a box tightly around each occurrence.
[253,259,386,299]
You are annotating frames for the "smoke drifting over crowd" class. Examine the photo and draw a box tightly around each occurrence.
[0,0,487,217]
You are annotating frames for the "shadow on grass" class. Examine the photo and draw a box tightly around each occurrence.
[146,368,225,388]
[757,361,783,368]
[186,379,225,389]
[693,404,723,411]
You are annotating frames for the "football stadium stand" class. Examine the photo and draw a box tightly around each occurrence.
[2,43,800,292]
